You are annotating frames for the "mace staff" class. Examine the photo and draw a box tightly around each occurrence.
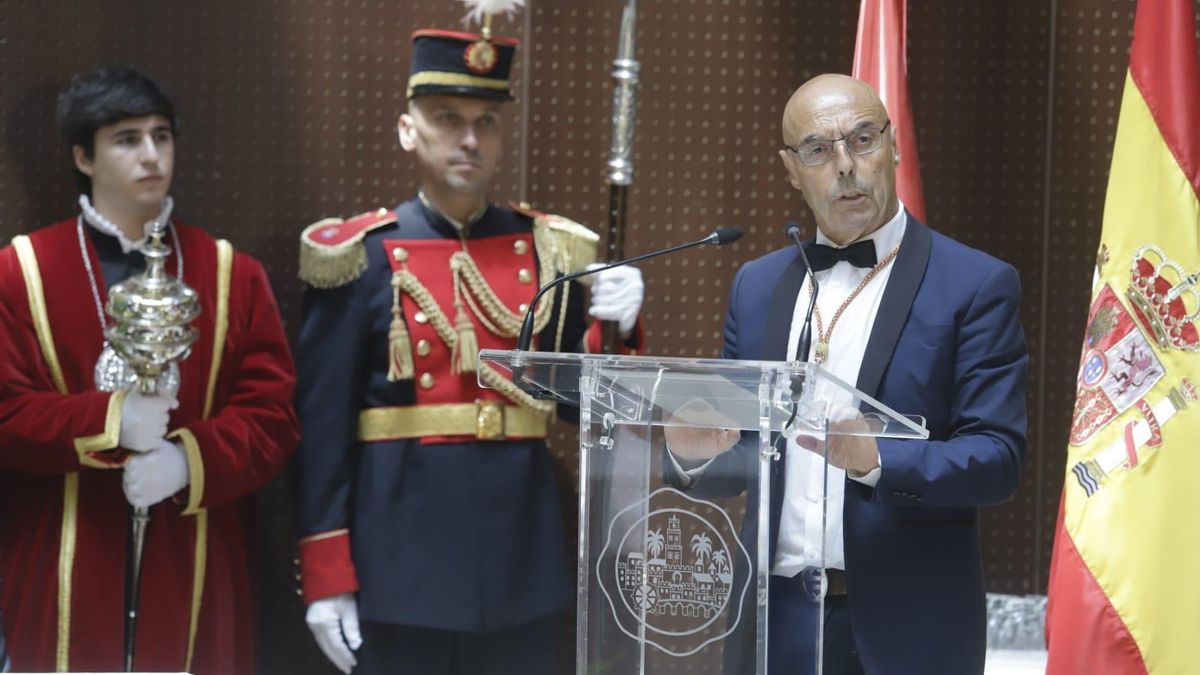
[601,0,640,353]
[102,217,200,671]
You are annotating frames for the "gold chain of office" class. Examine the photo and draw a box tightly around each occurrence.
[811,243,902,364]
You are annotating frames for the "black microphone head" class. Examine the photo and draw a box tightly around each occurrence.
[784,220,803,239]
[714,226,744,245]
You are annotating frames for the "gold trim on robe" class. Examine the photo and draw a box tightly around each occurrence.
[183,238,232,672]
[72,388,128,468]
[12,235,78,671]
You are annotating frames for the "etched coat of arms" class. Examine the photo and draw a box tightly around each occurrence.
[598,487,752,657]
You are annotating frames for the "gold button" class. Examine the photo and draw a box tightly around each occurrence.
[519,201,532,210]
[518,268,532,284]
[416,339,432,357]
[376,207,388,217]
[513,240,529,255]
[419,373,435,389]
[414,311,428,324]
[392,247,408,262]
[518,303,529,313]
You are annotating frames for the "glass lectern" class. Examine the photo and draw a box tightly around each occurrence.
[480,350,928,675]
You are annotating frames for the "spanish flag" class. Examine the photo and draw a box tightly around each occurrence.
[1045,1,1200,673]
[851,0,925,222]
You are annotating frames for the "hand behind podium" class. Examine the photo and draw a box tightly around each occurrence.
[794,410,881,477]
[663,399,742,470]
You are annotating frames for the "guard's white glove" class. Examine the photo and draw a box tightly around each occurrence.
[119,388,178,452]
[306,593,362,674]
[587,264,644,334]
[122,438,190,509]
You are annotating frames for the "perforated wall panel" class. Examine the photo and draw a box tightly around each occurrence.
[1,0,1190,672]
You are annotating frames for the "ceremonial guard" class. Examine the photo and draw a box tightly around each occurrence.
[293,7,646,674]
[0,67,300,673]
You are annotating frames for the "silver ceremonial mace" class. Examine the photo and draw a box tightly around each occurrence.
[103,218,200,672]
[600,0,640,353]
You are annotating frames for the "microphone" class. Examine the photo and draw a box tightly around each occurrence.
[785,220,819,362]
[777,221,818,451]
[516,226,744,353]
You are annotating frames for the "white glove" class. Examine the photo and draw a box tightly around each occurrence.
[306,593,362,674]
[587,264,644,334]
[122,439,190,509]
[119,388,179,452]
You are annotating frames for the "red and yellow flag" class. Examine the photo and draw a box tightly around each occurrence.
[851,0,925,222]
[1045,1,1200,673]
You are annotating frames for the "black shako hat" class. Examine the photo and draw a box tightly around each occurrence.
[407,29,518,101]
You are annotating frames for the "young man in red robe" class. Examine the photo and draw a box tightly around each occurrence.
[0,66,300,674]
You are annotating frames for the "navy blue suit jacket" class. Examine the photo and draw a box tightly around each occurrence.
[716,215,1028,674]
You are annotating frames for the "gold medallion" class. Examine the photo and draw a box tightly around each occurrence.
[814,342,829,364]
[464,39,498,75]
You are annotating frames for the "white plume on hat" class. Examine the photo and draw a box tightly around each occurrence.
[460,0,525,26]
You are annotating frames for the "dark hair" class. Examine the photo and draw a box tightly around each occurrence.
[55,66,177,194]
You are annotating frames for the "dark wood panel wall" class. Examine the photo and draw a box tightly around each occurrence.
[1,1,1190,672]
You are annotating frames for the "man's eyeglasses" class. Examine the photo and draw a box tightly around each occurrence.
[783,120,891,167]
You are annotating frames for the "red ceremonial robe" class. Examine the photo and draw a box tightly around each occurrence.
[0,218,299,673]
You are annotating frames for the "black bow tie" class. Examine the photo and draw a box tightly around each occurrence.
[805,239,877,271]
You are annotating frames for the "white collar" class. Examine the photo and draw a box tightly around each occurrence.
[78,194,174,254]
[814,200,907,260]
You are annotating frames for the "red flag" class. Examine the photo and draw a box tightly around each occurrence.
[852,0,926,222]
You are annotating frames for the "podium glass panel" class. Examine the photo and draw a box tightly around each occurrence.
[480,350,928,675]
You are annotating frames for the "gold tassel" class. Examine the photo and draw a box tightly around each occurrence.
[451,301,479,374]
[450,266,479,374]
[387,275,414,381]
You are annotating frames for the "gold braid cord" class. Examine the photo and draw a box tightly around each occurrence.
[387,216,597,413]
[393,269,553,414]
[450,230,556,337]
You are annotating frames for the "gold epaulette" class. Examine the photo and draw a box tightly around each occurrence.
[298,208,397,288]
[510,202,600,276]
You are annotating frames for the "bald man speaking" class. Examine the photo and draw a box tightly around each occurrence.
[666,75,1029,674]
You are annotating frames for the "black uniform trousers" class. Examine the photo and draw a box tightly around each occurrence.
[355,612,564,675]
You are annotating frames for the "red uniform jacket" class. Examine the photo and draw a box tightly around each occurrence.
[0,218,299,673]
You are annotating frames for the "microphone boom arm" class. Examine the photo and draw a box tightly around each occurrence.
[517,229,734,353]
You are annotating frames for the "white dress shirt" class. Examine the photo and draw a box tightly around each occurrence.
[772,203,907,577]
[669,204,908,576]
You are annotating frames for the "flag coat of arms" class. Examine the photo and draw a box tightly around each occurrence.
[1045,1,1200,673]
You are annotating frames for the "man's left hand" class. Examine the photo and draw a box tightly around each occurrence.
[795,415,880,477]
[123,439,190,508]
[587,264,644,335]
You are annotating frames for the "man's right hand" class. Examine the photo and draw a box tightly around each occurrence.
[118,389,178,452]
[306,593,362,674]
[663,399,742,469]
